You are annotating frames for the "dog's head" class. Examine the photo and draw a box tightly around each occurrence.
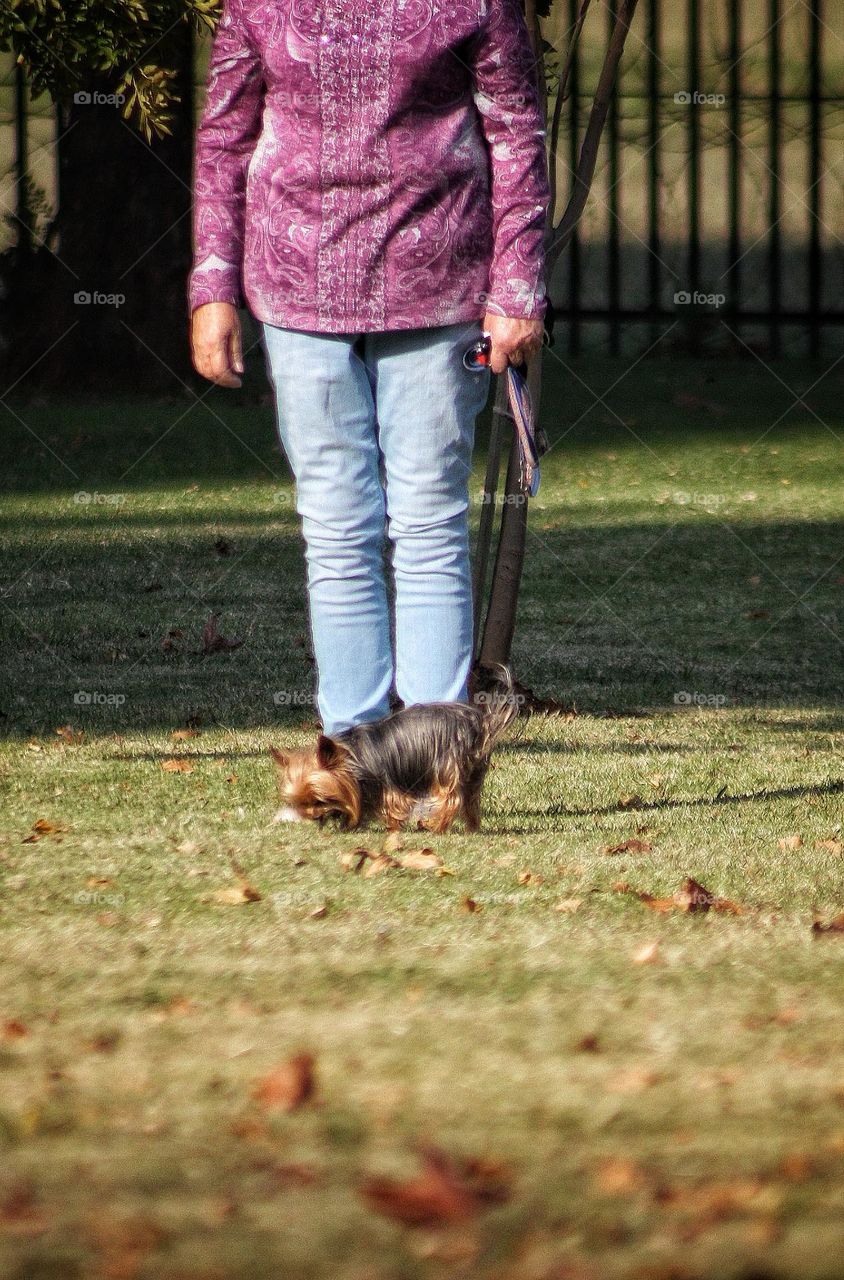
[270,736,361,828]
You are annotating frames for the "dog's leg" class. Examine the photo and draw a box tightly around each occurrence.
[459,772,483,832]
[421,778,462,833]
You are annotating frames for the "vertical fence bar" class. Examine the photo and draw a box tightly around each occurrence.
[568,0,581,356]
[807,0,822,357]
[647,0,661,345]
[607,0,621,354]
[726,0,742,332]
[686,0,701,304]
[14,62,31,254]
[767,0,782,356]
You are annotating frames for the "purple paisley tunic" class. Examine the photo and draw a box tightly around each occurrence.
[188,0,550,332]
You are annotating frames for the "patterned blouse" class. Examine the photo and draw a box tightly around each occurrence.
[188,0,550,333]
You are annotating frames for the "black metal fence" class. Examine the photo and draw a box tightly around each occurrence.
[549,0,844,356]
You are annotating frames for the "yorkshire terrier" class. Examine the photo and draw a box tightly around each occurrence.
[270,669,518,833]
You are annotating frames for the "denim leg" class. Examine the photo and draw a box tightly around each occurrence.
[367,321,491,707]
[262,324,393,734]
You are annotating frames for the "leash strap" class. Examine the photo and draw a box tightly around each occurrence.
[505,365,541,498]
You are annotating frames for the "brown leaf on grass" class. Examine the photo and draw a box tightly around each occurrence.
[252,1052,315,1112]
[575,1034,601,1053]
[594,1156,650,1196]
[812,911,844,935]
[397,849,444,873]
[632,941,661,965]
[618,794,646,810]
[340,848,372,873]
[86,876,114,889]
[309,903,329,920]
[161,628,184,653]
[615,877,744,916]
[87,1031,121,1053]
[815,839,843,856]
[22,818,67,844]
[602,838,653,856]
[2,1018,29,1040]
[0,1181,48,1237]
[55,724,84,745]
[202,613,244,655]
[361,1146,509,1226]
[554,898,583,914]
[363,853,401,878]
[161,758,193,774]
[517,868,544,886]
[86,1212,166,1280]
[606,1067,663,1094]
[208,882,261,906]
[777,834,803,851]
[460,897,482,913]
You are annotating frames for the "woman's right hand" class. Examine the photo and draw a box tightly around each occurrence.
[190,302,244,387]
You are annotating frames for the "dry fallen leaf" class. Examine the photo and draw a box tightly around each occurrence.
[460,897,482,914]
[2,1019,29,1041]
[208,883,262,905]
[554,898,583,914]
[361,1146,509,1226]
[812,911,844,936]
[594,1156,650,1196]
[616,876,744,916]
[202,613,244,655]
[777,834,803,851]
[602,838,653,856]
[252,1053,316,1112]
[363,853,400,878]
[606,1067,663,1094]
[618,794,646,810]
[397,849,444,872]
[22,818,67,844]
[161,758,193,774]
[517,868,543,886]
[632,941,661,965]
[815,839,843,856]
[340,848,372,873]
[54,724,83,745]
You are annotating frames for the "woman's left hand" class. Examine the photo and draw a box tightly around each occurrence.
[482,313,545,374]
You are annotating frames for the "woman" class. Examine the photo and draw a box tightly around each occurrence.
[189,0,549,734]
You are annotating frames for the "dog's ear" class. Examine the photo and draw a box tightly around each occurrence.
[316,734,345,769]
[269,745,290,769]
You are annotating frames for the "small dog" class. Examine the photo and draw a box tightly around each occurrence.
[270,670,518,833]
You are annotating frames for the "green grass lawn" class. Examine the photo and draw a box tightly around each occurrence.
[1,353,843,1280]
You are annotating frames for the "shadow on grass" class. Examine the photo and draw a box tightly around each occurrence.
[485,777,844,834]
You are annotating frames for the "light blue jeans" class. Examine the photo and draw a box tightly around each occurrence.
[262,320,491,734]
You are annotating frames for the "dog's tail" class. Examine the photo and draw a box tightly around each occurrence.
[476,664,520,755]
